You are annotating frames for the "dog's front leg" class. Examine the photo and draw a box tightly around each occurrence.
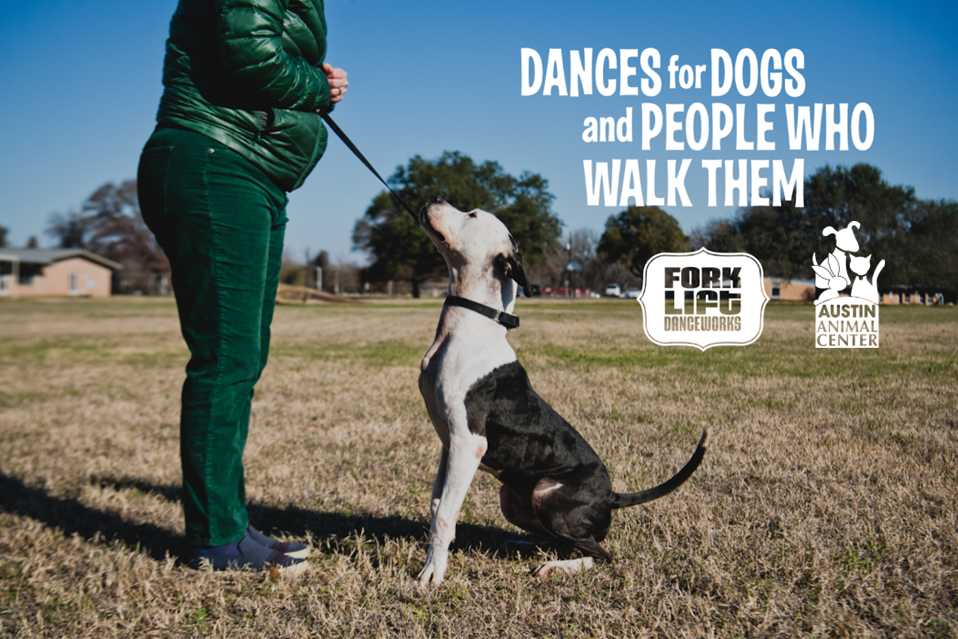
[430,447,449,520]
[418,431,487,588]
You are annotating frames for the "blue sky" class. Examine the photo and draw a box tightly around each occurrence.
[1,0,955,264]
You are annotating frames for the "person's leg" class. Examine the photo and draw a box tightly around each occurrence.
[138,128,293,559]
[257,210,287,383]
[237,200,312,560]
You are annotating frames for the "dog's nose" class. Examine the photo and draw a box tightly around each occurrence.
[420,196,446,223]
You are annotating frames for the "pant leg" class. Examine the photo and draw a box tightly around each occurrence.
[258,218,287,381]
[137,127,288,547]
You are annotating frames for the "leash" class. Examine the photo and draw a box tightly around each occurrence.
[319,111,419,221]
[444,295,520,330]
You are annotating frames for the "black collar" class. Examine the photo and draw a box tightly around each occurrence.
[444,295,520,330]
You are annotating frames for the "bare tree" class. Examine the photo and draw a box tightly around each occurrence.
[46,211,89,249]
[46,180,171,294]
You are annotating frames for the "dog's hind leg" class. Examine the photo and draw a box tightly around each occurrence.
[530,478,615,577]
[496,484,553,556]
[419,431,487,588]
[499,484,549,536]
[532,533,610,578]
[534,556,595,578]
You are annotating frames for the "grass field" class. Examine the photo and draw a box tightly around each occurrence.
[1,297,956,638]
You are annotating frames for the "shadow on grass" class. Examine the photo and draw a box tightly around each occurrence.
[0,471,188,563]
[1,472,544,566]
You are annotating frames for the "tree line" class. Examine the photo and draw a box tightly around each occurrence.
[21,156,956,301]
[692,164,957,299]
[355,158,956,301]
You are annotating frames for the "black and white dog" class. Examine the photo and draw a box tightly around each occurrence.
[417,197,707,587]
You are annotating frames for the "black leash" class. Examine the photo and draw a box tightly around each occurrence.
[320,111,419,221]
[444,295,520,330]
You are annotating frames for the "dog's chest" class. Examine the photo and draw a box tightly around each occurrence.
[425,317,516,413]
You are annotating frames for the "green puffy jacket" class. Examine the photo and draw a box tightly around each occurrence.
[156,0,333,192]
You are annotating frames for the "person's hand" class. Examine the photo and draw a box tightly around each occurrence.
[323,63,348,104]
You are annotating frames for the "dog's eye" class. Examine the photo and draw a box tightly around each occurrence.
[468,211,478,218]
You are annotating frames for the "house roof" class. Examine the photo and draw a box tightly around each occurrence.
[764,277,816,287]
[0,248,122,270]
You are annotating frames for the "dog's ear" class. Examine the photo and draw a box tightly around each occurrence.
[500,251,532,298]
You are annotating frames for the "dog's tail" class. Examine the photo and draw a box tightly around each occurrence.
[611,429,708,510]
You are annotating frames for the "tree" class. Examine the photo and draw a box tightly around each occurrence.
[535,228,600,293]
[352,151,562,297]
[83,180,171,293]
[690,163,958,300]
[597,206,690,278]
[695,197,822,280]
[802,164,916,287]
[540,228,639,293]
[901,199,958,298]
[46,211,89,248]
[0,226,7,247]
[693,163,920,283]
[45,180,171,294]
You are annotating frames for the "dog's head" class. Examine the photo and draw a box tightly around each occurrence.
[420,197,532,299]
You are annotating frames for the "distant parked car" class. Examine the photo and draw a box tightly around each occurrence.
[604,284,621,297]
[624,287,642,299]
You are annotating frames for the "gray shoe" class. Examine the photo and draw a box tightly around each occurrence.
[191,532,308,574]
[247,525,310,559]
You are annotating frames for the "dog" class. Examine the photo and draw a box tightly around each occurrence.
[416,197,708,587]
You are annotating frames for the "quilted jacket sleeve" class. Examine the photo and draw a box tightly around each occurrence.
[216,0,330,111]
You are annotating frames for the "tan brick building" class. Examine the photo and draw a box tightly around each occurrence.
[0,249,121,299]
[764,278,817,301]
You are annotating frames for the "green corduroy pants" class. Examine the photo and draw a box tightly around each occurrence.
[138,126,288,547]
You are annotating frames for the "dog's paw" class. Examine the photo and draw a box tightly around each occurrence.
[534,557,595,579]
[417,548,448,588]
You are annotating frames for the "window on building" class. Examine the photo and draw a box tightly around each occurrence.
[18,265,40,286]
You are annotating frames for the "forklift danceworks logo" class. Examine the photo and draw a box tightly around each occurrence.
[639,248,769,351]
[812,221,884,348]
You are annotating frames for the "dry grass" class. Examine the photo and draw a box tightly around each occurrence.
[0,296,956,638]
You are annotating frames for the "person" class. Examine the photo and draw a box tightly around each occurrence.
[137,0,347,572]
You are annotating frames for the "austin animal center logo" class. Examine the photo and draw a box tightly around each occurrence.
[639,248,769,351]
[812,221,883,349]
